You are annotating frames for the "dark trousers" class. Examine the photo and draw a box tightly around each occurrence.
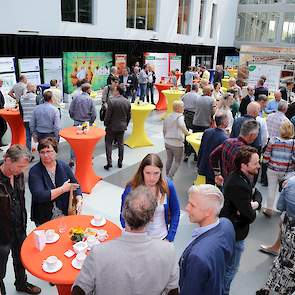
[192,125,209,133]
[105,130,125,165]
[0,116,7,145]
[184,111,194,156]
[0,232,27,294]
[146,83,154,104]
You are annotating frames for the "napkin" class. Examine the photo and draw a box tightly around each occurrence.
[33,230,46,251]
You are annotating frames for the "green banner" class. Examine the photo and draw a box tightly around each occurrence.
[63,52,113,93]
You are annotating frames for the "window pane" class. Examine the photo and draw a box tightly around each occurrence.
[210,4,217,38]
[282,12,295,43]
[136,0,146,29]
[198,0,206,36]
[177,0,183,34]
[182,0,190,34]
[127,0,135,28]
[61,0,76,22]
[78,0,92,23]
[147,0,156,30]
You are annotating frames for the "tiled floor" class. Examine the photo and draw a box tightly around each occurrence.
[2,104,279,294]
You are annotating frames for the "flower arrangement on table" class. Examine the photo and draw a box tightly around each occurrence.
[69,227,85,243]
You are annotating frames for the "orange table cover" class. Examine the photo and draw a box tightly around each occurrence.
[59,127,106,193]
[0,109,25,145]
[154,83,173,111]
[21,215,121,295]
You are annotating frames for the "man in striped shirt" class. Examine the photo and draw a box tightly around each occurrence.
[209,120,259,186]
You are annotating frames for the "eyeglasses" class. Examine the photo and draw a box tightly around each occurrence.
[39,150,55,156]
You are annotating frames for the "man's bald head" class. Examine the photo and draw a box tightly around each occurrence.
[247,101,260,118]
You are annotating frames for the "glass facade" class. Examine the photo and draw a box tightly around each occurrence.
[236,12,279,42]
[126,0,156,31]
[177,0,191,35]
[282,12,295,43]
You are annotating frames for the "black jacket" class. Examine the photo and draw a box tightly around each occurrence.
[239,95,252,116]
[220,171,262,241]
[254,86,268,101]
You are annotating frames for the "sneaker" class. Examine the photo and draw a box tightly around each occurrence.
[104,164,112,170]
[118,162,122,168]
[183,156,189,162]
[16,282,41,294]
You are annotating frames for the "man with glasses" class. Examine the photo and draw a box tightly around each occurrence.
[179,184,235,295]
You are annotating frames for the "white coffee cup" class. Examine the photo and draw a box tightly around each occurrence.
[97,229,108,241]
[87,236,97,248]
[93,215,103,225]
[45,256,58,270]
[73,241,88,254]
[45,229,55,241]
[76,252,86,267]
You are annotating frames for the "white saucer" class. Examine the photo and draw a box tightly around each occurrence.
[90,218,106,227]
[42,260,63,273]
[46,233,60,244]
[72,258,83,270]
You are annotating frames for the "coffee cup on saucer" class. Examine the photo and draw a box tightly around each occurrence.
[73,241,88,254]
[45,229,55,241]
[97,229,108,241]
[93,215,103,225]
[45,256,58,270]
[76,252,86,267]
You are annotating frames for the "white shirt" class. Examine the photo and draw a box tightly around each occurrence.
[256,115,269,148]
[146,198,168,239]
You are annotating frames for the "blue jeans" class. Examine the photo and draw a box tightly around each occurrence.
[223,240,245,295]
[139,83,147,101]
[24,122,31,151]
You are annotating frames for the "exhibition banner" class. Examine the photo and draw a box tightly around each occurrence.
[0,57,15,73]
[115,54,127,75]
[21,71,41,85]
[63,52,113,93]
[248,64,282,92]
[224,56,240,68]
[43,58,63,91]
[170,55,182,72]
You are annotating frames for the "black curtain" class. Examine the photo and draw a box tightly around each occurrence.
[0,34,238,74]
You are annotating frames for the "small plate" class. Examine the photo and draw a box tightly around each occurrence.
[46,233,60,244]
[72,258,83,270]
[42,260,63,273]
[90,218,106,227]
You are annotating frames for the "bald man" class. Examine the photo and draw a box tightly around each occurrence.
[230,102,262,152]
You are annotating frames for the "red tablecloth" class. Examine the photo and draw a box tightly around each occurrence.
[154,83,173,110]
[21,215,121,295]
[59,127,105,193]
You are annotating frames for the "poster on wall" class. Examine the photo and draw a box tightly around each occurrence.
[43,58,63,91]
[0,72,16,94]
[224,56,240,68]
[248,64,282,92]
[63,52,113,94]
[21,71,41,85]
[18,58,40,72]
[115,54,127,76]
[170,55,182,72]
[0,57,15,73]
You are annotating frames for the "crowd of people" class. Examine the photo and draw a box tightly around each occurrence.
[1,61,295,295]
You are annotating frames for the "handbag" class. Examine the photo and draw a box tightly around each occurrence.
[68,186,77,215]
[279,139,295,192]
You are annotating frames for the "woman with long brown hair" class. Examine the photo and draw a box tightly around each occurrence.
[120,153,180,241]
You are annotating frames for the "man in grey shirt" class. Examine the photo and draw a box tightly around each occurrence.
[30,91,60,142]
[192,85,216,132]
[72,186,179,295]
[8,74,27,103]
[138,64,148,102]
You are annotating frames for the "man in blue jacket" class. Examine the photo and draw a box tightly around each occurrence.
[179,184,235,295]
[197,111,229,184]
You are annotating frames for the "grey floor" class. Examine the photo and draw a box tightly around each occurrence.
[1,102,279,295]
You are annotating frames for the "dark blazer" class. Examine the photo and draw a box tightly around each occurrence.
[280,86,295,103]
[104,95,131,132]
[0,90,7,140]
[179,218,235,295]
[239,95,252,116]
[197,128,228,182]
[0,90,5,108]
[220,171,262,241]
[286,102,295,119]
[254,86,268,101]
[29,160,82,225]
[119,74,137,96]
